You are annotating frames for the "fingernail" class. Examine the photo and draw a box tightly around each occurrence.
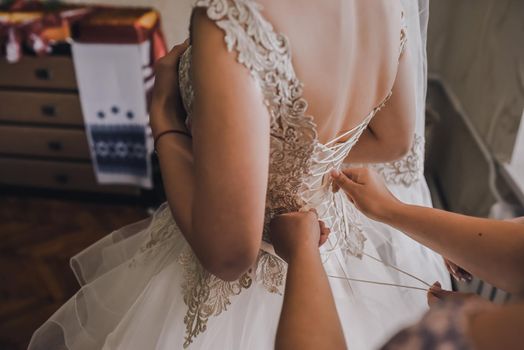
[330,169,340,178]
[430,281,441,291]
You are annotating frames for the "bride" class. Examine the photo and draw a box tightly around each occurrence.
[30,0,450,349]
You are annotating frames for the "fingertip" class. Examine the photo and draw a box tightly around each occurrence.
[330,169,341,179]
[429,281,441,292]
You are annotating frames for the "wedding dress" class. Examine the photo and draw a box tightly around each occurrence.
[29,1,450,349]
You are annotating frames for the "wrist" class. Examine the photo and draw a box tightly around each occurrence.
[381,200,408,226]
[150,106,185,136]
[287,241,320,265]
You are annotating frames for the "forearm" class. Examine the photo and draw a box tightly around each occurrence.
[156,132,258,280]
[276,248,346,350]
[387,204,524,295]
[156,133,195,237]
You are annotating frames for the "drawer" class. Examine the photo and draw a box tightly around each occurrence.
[0,125,90,159]
[0,157,139,195]
[0,91,83,126]
[0,56,77,90]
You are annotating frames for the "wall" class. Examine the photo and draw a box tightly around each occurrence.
[427,0,524,161]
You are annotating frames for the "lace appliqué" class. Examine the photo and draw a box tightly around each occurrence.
[371,134,425,186]
[177,0,408,345]
[177,248,285,348]
[399,11,407,56]
[179,47,194,129]
[255,251,286,293]
[193,0,318,232]
[128,204,178,268]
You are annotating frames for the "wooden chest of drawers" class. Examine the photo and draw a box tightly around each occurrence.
[0,54,140,195]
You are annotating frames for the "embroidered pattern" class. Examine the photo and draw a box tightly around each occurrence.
[128,204,178,268]
[178,248,253,348]
[90,124,148,176]
[255,252,286,294]
[371,134,425,186]
[177,247,286,347]
[176,0,410,345]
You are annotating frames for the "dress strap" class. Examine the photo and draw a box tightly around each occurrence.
[194,0,292,78]
[399,10,408,57]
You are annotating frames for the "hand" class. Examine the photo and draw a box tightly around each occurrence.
[269,210,331,263]
[331,167,401,222]
[150,40,190,137]
[444,258,473,282]
[427,281,478,307]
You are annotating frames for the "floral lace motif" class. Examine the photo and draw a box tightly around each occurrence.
[177,248,253,348]
[177,248,285,347]
[179,47,194,129]
[176,0,409,345]
[128,204,178,268]
[371,134,425,186]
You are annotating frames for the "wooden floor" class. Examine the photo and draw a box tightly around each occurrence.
[0,193,148,350]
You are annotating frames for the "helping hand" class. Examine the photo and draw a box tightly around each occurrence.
[427,281,478,307]
[150,40,190,136]
[331,167,401,222]
[269,210,331,263]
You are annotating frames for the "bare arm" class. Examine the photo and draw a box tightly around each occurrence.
[388,206,524,295]
[346,38,416,164]
[150,42,195,237]
[333,168,524,295]
[270,213,346,350]
[151,10,271,281]
[271,209,524,350]
[189,11,270,280]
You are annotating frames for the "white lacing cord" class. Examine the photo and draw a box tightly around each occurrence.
[327,275,428,292]
[325,249,433,292]
[362,252,432,288]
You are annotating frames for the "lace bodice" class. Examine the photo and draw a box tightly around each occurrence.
[175,0,419,346]
[179,0,409,258]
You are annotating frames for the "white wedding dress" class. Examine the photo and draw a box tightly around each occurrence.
[29,1,450,349]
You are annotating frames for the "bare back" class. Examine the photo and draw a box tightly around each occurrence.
[259,0,406,144]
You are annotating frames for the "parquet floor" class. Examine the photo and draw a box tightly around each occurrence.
[0,193,148,350]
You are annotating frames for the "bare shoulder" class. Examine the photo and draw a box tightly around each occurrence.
[188,2,270,142]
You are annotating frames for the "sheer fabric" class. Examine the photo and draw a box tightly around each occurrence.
[29,1,449,349]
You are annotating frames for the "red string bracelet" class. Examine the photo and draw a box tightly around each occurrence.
[154,129,192,153]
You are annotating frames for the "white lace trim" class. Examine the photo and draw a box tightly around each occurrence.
[371,134,425,186]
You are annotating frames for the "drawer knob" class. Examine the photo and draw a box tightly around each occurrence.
[41,105,56,117]
[54,174,69,185]
[48,141,63,151]
[35,68,51,81]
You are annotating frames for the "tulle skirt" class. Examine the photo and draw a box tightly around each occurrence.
[29,180,450,350]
